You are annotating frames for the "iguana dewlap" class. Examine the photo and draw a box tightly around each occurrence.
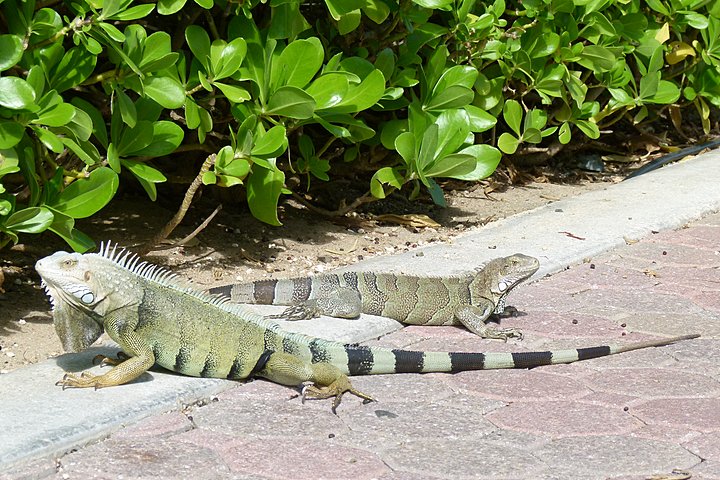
[209,254,540,340]
[36,243,699,411]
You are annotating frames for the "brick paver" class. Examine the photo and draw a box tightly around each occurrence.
[3,212,720,479]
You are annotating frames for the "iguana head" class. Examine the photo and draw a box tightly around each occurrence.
[36,251,106,352]
[474,253,540,314]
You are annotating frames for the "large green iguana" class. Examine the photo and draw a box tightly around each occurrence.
[208,254,540,340]
[36,243,698,411]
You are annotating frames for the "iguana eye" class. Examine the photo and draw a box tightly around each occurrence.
[62,259,77,268]
[498,281,509,292]
[80,292,95,304]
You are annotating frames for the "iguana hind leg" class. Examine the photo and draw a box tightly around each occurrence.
[268,287,362,321]
[455,304,524,341]
[258,351,373,412]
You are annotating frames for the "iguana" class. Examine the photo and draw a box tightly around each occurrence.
[35,243,699,411]
[208,254,540,340]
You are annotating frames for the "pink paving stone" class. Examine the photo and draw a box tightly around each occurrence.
[620,312,720,339]
[547,262,662,291]
[448,369,592,402]
[690,290,720,313]
[341,393,499,439]
[582,367,720,398]
[220,438,390,480]
[623,241,720,267]
[685,432,720,462]
[112,411,192,440]
[509,283,598,314]
[631,398,720,432]
[652,265,720,293]
[508,311,624,339]
[485,400,643,437]
[570,287,706,315]
[649,225,720,251]
[630,423,704,444]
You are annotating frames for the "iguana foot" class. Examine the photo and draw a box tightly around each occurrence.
[56,371,107,389]
[482,327,524,342]
[301,377,375,413]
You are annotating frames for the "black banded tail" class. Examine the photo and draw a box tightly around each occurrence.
[339,334,700,376]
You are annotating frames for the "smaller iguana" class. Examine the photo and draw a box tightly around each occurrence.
[208,254,540,340]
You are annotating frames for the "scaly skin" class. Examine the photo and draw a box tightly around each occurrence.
[36,243,699,411]
[209,254,540,340]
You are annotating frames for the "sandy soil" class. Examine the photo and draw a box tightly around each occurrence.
[0,178,611,373]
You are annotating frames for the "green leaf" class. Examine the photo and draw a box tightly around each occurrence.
[185,25,211,71]
[464,105,496,133]
[498,132,520,154]
[61,138,100,165]
[322,70,385,113]
[214,82,251,103]
[107,4,155,20]
[434,66,478,93]
[338,10,361,34]
[144,76,186,109]
[395,132,416,165]
[502,100,523,136]
[52,167,119,219]
[324,0,365,20]
[185,98,201,129]
[417,124,439,174]
[266,86,316,119]
[130,121,184,157]
[117,89,137,128]
[363,0,390,24]
[411,0,453,9]
[558,122,572,144]
[49,47,97,93]
[434,109,471,159]
[0,35,23,72]
[0,77,36,110]
[448,145,501,181]
[380,120,408,150]
[370,166,404,198]
[47,209,95,252]
[577,45,616,72]
[121,159,167,201]
[272,38,324,91]
[117,121,154,156]
[0,120,25,149]
[424,153,476,178]
[246,163,285,226]
[424,85,474,111]
[252,125,288,157]
[211,37,247,80]
[5,207,53,233]
[306,74,349,109]
[33,102,75,127]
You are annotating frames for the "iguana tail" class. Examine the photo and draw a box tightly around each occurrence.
[308,334,700,375]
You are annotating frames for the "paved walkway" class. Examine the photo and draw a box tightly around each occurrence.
[2,156,720,478]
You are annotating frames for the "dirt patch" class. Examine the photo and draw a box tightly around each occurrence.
[0,179,610,373]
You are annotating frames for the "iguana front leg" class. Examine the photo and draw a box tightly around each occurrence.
[455,303,524,341]
[57,309,155,389]
[257,351,374,412]
[269,288,362,321]
[57,341,154,388]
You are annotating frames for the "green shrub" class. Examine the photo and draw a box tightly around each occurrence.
[1,0,719,250]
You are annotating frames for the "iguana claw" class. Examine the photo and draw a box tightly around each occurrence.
[301,378,375,413]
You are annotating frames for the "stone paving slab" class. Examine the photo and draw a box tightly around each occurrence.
[2,160,720,478]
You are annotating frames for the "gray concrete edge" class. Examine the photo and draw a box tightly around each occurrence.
[2,151,719,471]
